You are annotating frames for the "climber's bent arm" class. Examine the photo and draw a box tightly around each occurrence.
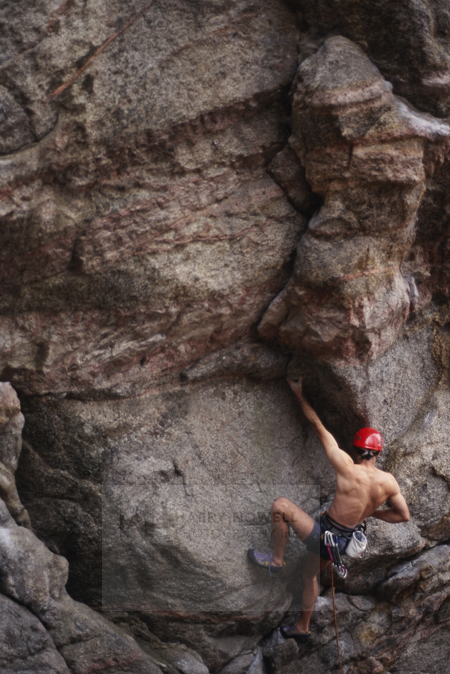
[371,487,410,523]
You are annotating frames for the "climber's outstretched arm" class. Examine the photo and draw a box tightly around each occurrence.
[287,378,353,475]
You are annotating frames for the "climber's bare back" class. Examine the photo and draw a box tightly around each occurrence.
[327,460,400,528]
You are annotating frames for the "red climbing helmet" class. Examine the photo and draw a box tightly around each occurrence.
[353,428,382,452]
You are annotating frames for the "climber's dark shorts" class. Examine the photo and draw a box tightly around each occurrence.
[303,512,355,561]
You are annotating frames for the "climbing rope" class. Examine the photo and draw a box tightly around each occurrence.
[330,567,344,674]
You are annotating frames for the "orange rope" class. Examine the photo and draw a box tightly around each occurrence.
[330,568,344,674]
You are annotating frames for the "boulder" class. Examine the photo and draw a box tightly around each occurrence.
[0,591,69,674]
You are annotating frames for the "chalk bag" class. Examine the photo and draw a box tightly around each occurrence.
[346,530,367,558]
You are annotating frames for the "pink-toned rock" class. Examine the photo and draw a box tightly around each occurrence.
[0,0,302,397]
[267,145,319,214]
[292,0,450,117]
[259,36,450,362]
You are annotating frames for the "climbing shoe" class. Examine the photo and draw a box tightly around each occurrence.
[280,625,311,643]
[247,549,285,574]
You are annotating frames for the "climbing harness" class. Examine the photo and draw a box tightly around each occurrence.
[330,564,344,674]
[324,530,348,578]
[322,511,368,560]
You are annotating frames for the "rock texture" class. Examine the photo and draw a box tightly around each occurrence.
[0,381,31,528]
[291,0,450,117]
[0,0,302,397]
[278,545,450,674]
[19,380,320,619]
[0,592,70,674]
[0,397,169,673]
[259,36,450,362]
[2,1,450,673]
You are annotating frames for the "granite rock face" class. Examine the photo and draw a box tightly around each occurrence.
[279,545,450,674]
[2,1,450,674]
[0,0,303,398]
[259,36,450,362]
[0,592,70,674]
[290,0,450,117]
[0,493,163,673]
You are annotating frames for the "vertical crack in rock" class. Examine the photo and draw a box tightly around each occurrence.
[259,36,450,363]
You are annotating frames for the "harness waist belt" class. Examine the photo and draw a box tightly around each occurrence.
[323,512,357,539]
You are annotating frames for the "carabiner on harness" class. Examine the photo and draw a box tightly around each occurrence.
[324,531,348,579]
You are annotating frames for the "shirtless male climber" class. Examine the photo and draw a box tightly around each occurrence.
[247,377,410,642]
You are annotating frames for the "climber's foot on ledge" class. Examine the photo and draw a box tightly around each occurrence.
[280,625,311,643]
[247,549,285,573]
